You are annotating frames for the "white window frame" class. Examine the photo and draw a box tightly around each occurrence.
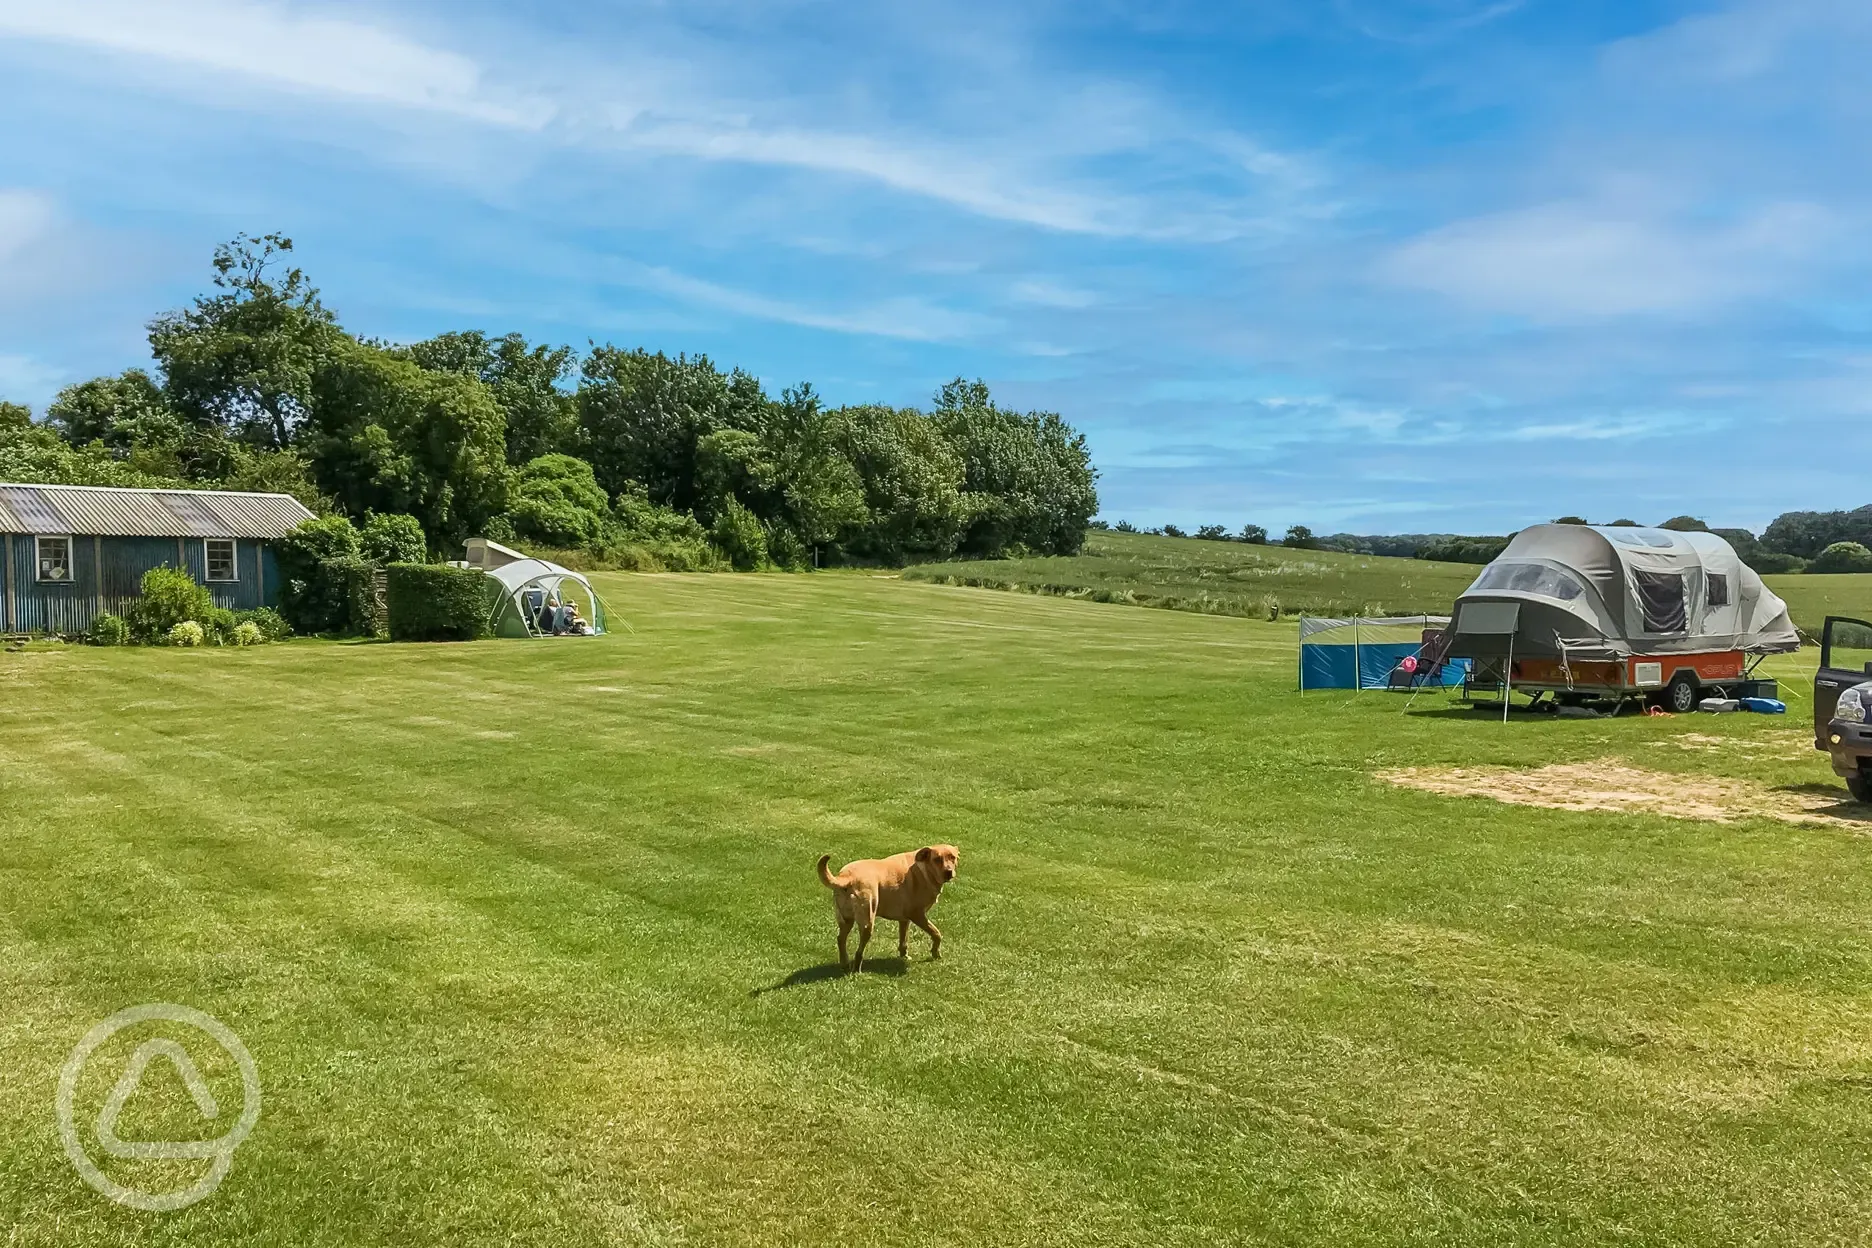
[204,537,239,583]
[34,535,73,584]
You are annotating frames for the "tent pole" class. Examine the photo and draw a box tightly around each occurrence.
[1354,618,1362,693]
[1503,633,1514,725]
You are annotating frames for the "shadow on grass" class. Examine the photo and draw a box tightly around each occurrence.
[1402,705,1586,723]
[1776,782,1872,824]
[749,958,910,996]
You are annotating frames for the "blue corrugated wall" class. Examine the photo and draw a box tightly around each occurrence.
[3,535,281,634]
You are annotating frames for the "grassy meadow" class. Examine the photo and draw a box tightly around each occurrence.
[2,572,1871,1245]
[903,529,1481,618]
[906,529,1872,632]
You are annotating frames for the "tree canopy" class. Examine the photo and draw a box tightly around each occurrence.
[0,234,1098,569]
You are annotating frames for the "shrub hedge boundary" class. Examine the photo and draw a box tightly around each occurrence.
[386,563,493,642]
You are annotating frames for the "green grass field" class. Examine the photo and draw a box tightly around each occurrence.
[904,529,1483,618]
[4,572,1871,1245]
[1763,573,1872,635]
[904,529,1872,632]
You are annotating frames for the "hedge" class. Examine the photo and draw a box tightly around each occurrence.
[386,563,493,641]
[280,554,380,636]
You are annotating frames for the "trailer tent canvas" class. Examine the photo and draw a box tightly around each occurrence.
[1443,524,1797,706]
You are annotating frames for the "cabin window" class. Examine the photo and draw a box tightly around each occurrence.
[204,538,238,582]
[34,535,72,583]
[1635,570,1686,632]
[1706,573,1729,608]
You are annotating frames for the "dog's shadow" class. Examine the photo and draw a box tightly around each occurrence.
[749,958,911,996]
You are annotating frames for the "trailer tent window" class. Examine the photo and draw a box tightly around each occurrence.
[204,538,237,582]
[1635,570,1686,632]
[35,535,71,583]
[1706,573,1729,607]
[1469,561,1584,602]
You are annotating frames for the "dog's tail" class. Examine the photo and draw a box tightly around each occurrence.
[816,854,841,889]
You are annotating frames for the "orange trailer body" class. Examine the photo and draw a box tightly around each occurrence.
[1506,650,1746,695]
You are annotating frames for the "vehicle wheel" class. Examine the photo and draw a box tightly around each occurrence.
[1664,671,1699,714]
[1849,772,1872,804]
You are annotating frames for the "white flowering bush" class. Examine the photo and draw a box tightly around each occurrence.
[233,621,264,646]
[168,620,205,647]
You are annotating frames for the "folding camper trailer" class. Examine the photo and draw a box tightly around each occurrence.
[1441,524,1799,712]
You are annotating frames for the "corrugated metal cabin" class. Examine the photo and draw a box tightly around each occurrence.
[0,483,316,635]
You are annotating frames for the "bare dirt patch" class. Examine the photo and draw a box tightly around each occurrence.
[1663,732,1812,761]
[1379,759,1872,829]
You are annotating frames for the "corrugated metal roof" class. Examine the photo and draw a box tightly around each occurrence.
[0,483,315,539]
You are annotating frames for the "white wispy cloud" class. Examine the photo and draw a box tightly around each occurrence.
[0,0,553,127]
[1008,279,1099,309]
[1380,199,1834,318]
[614,262,996,343]
[0,0,1315,241]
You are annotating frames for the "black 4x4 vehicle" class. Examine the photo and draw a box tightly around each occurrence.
[1816,616,1872,800]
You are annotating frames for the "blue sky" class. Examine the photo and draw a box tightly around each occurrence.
[0,0,1863,534]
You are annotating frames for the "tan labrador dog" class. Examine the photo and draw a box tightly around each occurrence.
[816,845,959,971]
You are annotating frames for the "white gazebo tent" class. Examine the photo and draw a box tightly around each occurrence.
[462,540,607,638]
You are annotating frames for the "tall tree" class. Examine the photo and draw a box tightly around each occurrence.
[932,377,1098,557]
[406,331,578,465]
[303,342,509,552]
[505,454,614,549]
[823,404,965,562]
[45,369,184,455]
[148,233,342,450]
[576,348,765,510]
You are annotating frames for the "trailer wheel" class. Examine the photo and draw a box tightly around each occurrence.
[1849,772,1872,804]
[1663,671,1700,714]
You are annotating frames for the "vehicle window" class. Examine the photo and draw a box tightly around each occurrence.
[1470,561,1584,601]
[1706,574,1729,607]
[1634,570,1685,632]
[1826,619,1872,675]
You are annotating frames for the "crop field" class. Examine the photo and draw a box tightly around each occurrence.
[3,572,1871,1246]
[905,529,1872,632]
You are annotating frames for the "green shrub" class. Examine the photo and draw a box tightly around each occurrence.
[767,523,809,571]
[1746,550,1806,574]
[710,498,769,570]
[89,612,129,646]
[168,620,205,647]
[126,565,215,643]
[504,454,615,548]
[328,557,383,637]
[386,563,492,641]
[204,606,238,646]
[360,512,427,565]
[233,621,263,646]
[1808,541,1872,574]
[277,516,371,634]
[235,607,292,642]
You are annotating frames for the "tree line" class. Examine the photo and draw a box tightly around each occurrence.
[0,234,1099,572]
[1097,512,1872,573]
